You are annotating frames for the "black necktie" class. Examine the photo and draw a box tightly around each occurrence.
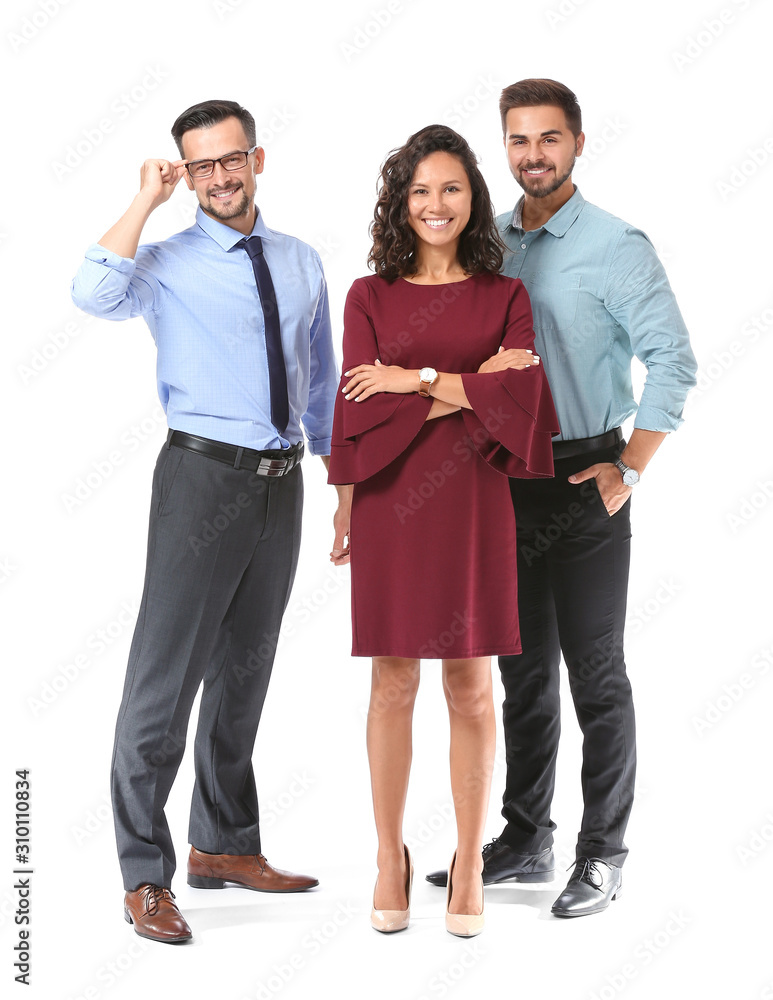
[236,234,289,435]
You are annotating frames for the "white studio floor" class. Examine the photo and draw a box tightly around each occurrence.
[28,832,772,1000]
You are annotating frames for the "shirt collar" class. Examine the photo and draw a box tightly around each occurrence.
[195,204,272,250]
[510,185,585,237]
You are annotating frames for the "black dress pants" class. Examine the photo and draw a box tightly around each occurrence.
[110,441,303,891]
[498,442,635,866]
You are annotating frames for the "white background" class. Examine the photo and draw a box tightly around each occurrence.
[3,0,772,997]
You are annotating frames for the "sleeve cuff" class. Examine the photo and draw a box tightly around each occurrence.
[460,368,559,478]
[84,243,136,272]
[306,436,332,457]
[633,404,682,432]
[327,392,431,484]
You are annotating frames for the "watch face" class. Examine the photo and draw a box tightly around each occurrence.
[616,459,639,486]
[419,367,437,382]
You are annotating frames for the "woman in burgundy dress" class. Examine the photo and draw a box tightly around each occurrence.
[328,125,558,936]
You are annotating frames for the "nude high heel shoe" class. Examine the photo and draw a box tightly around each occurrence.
[445,851,484,937]
[371,845,413,933]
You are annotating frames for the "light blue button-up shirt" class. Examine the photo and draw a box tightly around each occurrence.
[71,206,337,454]
[498,187,697,441]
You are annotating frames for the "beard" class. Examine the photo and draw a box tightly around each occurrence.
[201,183,250,221]
[517,155,576,198]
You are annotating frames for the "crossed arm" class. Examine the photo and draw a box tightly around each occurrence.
[341,346,540,416]
[326,347,539,564]
[335,348,667,522]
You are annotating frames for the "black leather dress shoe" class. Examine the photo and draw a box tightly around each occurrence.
[426,839,554,887]
[551,857,622,917]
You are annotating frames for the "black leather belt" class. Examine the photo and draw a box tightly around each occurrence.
[168,430,303,477]
[552,427,623,461]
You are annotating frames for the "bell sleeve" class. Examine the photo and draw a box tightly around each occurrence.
[327,278,432,484]
[460,278,559,478]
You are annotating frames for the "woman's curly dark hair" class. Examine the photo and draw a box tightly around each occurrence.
[368,124,505,281]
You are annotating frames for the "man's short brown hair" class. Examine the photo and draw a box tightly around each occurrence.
[499,79,582,137]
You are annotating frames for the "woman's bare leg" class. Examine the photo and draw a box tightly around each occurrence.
[442,656,496,915]
[367,656,421,909]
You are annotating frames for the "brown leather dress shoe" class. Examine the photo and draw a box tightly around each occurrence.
[187,847,319,892]
[124,884,192,943]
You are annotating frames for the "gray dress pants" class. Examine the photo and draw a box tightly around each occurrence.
[110,440,303,891]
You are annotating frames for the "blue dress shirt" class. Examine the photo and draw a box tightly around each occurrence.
[71,206,338,454]
[498,187,697,441]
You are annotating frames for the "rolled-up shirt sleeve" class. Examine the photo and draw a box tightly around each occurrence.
[604,229,697,432]
[460,278,559,478]
[71,242,166,321]
[301,265,338,456]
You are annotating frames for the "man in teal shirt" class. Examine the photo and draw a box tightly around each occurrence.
[427,79,696,916]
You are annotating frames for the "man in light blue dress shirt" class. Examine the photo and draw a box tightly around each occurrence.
[426,80,696,916]
[72,100,349,943]
[495,80,696,916]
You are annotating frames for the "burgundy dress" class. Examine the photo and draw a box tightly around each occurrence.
[327,272,559,658]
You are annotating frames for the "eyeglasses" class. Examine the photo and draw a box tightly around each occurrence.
[185,146,258,179]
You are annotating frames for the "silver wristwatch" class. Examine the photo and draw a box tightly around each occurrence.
[418,367,438,397]
[615,458,640,486]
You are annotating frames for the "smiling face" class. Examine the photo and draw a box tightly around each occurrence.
[181,116,264,230]
[504,105,584,199]
[406,151,473,253]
